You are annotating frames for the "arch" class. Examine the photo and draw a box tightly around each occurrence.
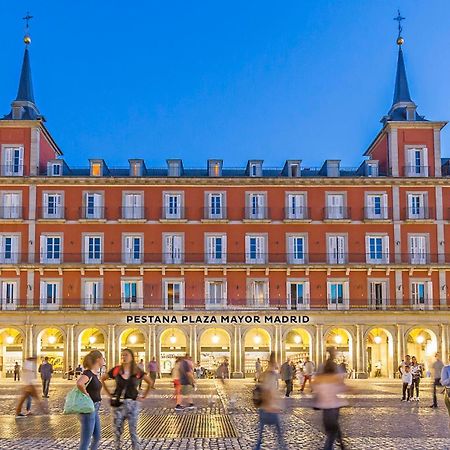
[324,327,353,370]
[36,327,65,375]
[118,328,146,363]
[243,327,272,377]
[405,327,437,372]
[365,327,394,377]
[0,327,25,378]
[78,328,106,366]
[284,328,312,363]
[199,328,231,373]
[159,328,187,375]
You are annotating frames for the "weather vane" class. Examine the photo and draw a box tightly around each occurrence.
[22,11,33,45]
[394,10,405,46]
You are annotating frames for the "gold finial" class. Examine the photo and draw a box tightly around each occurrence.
[394,10,405,46]
[22,12,33,46]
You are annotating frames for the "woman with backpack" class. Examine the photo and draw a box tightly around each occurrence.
[77,350,105,450]
[101,348,153,450]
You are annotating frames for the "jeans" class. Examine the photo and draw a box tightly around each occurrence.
[14,372,20,381]
[402,382,411,401]
[42,378,51,397]
[284,379,293,397]
[432,378,441,406]
[79,402,101,450]
[411,377,420,398]
[445,388,450,417]
[323,408,344,450]
[254,410,287,450]
[301,374,312,391]
[113,399,140,450]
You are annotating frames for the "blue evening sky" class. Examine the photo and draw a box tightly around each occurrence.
[0,1,448,168]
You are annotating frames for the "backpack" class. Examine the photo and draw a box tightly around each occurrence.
[252,384,263,407]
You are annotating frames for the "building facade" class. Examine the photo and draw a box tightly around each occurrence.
[0,32,449,378]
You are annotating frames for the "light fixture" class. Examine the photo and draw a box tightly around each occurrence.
[129,334,137,345]
[89,336,96,345]
[169,334,177,344]
[6,335,14,345]
[334,335,343,345]
[253,334,262,345]
[212,333,220,344]
[48,335,57,345]
[374,335,382,345]
[293,335,301,344]
[416,335,425,344]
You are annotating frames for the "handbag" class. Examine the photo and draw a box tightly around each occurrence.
[63,375,95,414]
[110,395,123,408]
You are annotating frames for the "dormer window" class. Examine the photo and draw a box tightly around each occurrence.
[167,160,183,177]
[247,160,263,177]
[208,160,223,177]
[283,160,301,177]
[129,159,145,177]
[290,164,299,177]
[52,164,61,176]
[365,161,379,177]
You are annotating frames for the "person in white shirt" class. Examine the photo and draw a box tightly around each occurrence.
[300,357,315,392]
[16,357,44,417]
[401,365,413,402]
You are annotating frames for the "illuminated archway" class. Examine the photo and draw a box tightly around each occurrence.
[284,328,312,363]
[366,328,394,377]
[324,328,353,369]
[160,328,187,374]
[244,328,271,376]
[0,328,24,378]
[406,328,437,372]
[37,327,65,374]
[199,328,231,372]
[119,329,146,364]
[78,328,106,366]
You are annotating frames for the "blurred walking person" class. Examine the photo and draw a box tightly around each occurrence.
[280,357,294,397]
[38,356,53,398]
[15,356,43,418]
[173,357,183,410]
[137,359,145,390]
[101,348,152,450]
[254,352,287,450]
[300,357,315,392]
[147,357,159,389]
[179,355,196,409]
[313,357,348,450]
[255,358,262,382]
[430,353,444,408]
[77,350,105,450]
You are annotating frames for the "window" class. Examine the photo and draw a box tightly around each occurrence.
[164,193,183,219]
[326,194,345,219]
[366,194,387,219]
[123,235,142,264]
[251,164,258,177]
[206,280,227,308]
[123,193,143,219]
[164,234,183,264]
[1,192,21,219]
[409,235,427,264]
[164,280,184,310]
[369,281,388,310]
[40,280,60,310]
[405,148,428,177]
[411,281,433,310]
[91,163,102,177]
[407,193,427,219]
[248,280,269,307]
[247,193,266,219]
[83,280,102,310]
[287,235,306,264]
[207,193,224,219]
[245,235,266,264]
[84,193,103,219]
[2,147,24,176]
[327,235,346,264]
[287,281,310,310]
[1,280,18,310]
[43,193,63,219]
[121,279,143,308]
[84,236,102,264]
[0,235,19,263]
[286,193,307,219]
[289,164,299,177]
[366,235,389,263]
[327,281,349,310]
[206,234,226,264]
[40,235,62,263]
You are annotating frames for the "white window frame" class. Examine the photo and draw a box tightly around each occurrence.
[405,147,428,177]
[287,234,307,264]
[163,279,185,310]
[1,145,24,176]
[0,191,22,219]
[40,234,63,264]
[247,278,269,308]
[407,192,427,219]
[368,279,389,310]
[327,234,347,264]
[1,279,19,310]
[205,233,227,264]
[246,192,267,219]
[285,192,307,219]
[365,234,389,263]
[84,192,104,219]
[40,279,61,310]
[83,234,103,264]
[327,280,349,310]
[163,233,184,264]
[326,193,346,219]
[122,234,143,264]
[205,279,227,309]
[43,192,64,219]
[82,279,103,310]
[410,280,433,310]
[205,192,226,219]
[408,234,428,265]
[245,234,267,264]
[287,279,310,310]
[0,234,20,264]
[365,192,388,219]
[163,192,184,219]
[122,192,144,219]
[121,278,143,309]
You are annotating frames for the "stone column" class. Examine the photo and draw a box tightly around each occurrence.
[146,325,153,364]
[396,324,405,367]
[24,324,34,359]
[107,325,116,367]
[276,326,284,363]
[355,325,367,378]
[315,324,324,367]
[440,324,448,363]
[67,325,76,369]
[233,326,243,378]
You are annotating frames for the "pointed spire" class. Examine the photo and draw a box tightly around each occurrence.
[392,46,412,105]
[15,47,35,103]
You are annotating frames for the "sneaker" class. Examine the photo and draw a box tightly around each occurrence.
[25,411,33,416]
[175,404,184,411]
[401,399,407,402]
[430,405,438,408]
[187,403,197,410]
[15,414,27,419]
[416,397,420,402]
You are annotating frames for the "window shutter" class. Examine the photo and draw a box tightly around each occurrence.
[40,235,46,261]
[426,282,433,306]
[304,282,310,306]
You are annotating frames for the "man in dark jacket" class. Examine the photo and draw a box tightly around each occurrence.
[38,357,53,398]
[280,358,295,397]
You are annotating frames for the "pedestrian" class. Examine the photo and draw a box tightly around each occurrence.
[430,353,444,408]
[66,366,75,381]
[137,359,145,390]
[374,361,382,378]
[147,357,158,389]
[75,364,83,378]
[296,361,304,391]
[178,354,196,410]
[398,354,411,376]
[410,356,423,401]
[38,356,53,398]
[15,356,44,418]
[401,365,413,402]
[101,348,152,450]
[312,357,348,450]
[173,357,183,410]
[255,358,262,382]
[440,360,450,423]
[77,350,105,450]
[300,356,315,392]
[14,361,20,381]
[254,352,287,450]
[280,357,294,397]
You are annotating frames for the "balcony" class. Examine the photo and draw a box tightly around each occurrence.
[0,206,24,220]
[403,165,429,177]
[363,207,391,221]
[38,206,66,220]
[323,207,351,221]
[403,207,434,221]
[203,207,228,221]
[284,207,310,221]
[0,164,24,176]
[80,206,106,220]
[160,207,186,221]
[244,207,270,221]
[120,207,146,221]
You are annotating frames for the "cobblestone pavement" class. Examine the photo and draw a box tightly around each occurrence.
[0,377,449,449]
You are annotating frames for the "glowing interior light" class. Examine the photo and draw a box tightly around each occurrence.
[129,334,137,345]
[334,335,343,345]
[253,334,262,345]
[212,333,220,344]
[89,336,96,344]
[416,335,425,344]
[293,335,301,344]
[6,335,14,345]
[374,336,382,345]
[169,334,177,344]
[48,335,57,345]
